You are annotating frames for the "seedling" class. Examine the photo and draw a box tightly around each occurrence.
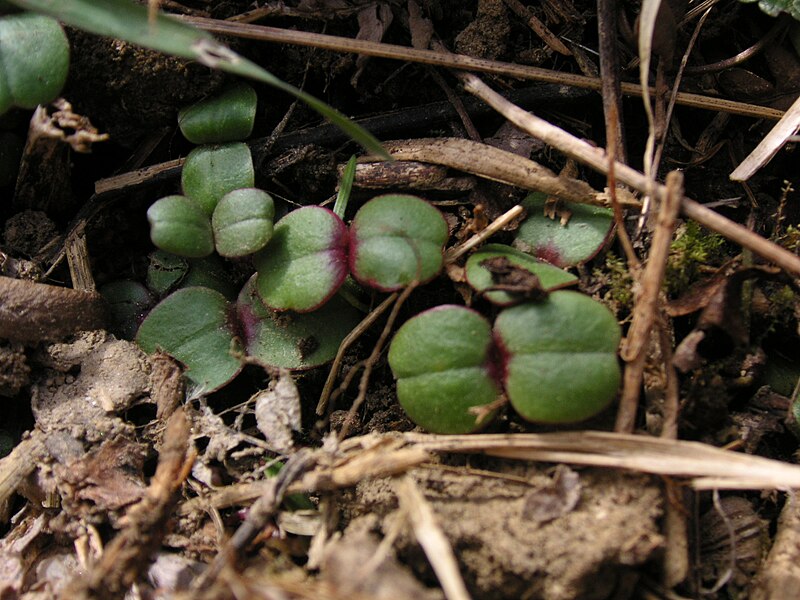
[178,82,257,144]
[147,195,214,258]
[146,250,236,299]
[0,13,69,114]
[137,286,243,392]
[238,276,361,370]
[181,143,255,216]
[388,291,621,431]
[349,194,449,291]
[9,0,387,157]
[465,243,578,306]
[388,305,501,434]
[513,192,614,268]
[136,277,361,390]
[494,291,621,423]
[212,188,275,258]
[255,206,349,312]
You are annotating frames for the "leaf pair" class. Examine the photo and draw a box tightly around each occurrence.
[136,277,361,392]
[148,186,275,259]
[389,292,621,433]
[256,194,449,312]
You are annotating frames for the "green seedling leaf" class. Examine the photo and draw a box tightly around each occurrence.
[494,291,621,423]
[465,243,578,306]
[136,287,242,392]
[349,194,448,291]
[238,276,361,370]
[180,255,237,299]
[388,305,500,434]
[333,155,357,219]
[513,193,614,268]
[212,188,275,257]
[100,280,154,340]
[147,195,214,258]
[8,0,389,158]
[255,206,348,312]
[0,13,69,114]
[146,251,235,299]
[741,0,800,21]
[182,143,254,216]
[179,82,257,144]
[147,250,188,297]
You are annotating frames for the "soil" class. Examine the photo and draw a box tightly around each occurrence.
[2,1,800,599]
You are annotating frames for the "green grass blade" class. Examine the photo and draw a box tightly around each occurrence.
[9,0,389,157]
[333,155,357,219]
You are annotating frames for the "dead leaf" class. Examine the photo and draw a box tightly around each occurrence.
[255,369,302,454]
[673,267,785,372]
[352,3,394,87]
[57,437,147,520]
[480,256,548,301]
[408,0,433,50]
[522,465,581,523]
[485,121,544,159]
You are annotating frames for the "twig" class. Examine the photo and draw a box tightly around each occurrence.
[193,449,313,590]
[379,138,636,207]
[616,171,683,433]
[64,410,194,600]
[317,292,399,416]
[338,283,417,440]
[179,15,784,120]
[597,0,627,164]
[502,0,571,55]
[750,493,800,599]
[0,435,46,521]
[0,276,107,343]
[457,73,800,276]
[730,93,800,181]
[445,204,525,263]
[395,476,472,600]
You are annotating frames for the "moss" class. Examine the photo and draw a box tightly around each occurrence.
[774,224,800,254]
[594,253,634,314]
[666,222,726,295]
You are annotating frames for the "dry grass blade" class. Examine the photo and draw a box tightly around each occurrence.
[730,93,800,181]
[180,15,783,120]
[395,476,472,600]
[402,431,800,490]
[616,171,683,432]
[457,73,800,276]
[637,0,660,189]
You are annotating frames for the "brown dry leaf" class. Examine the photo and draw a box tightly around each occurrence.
[57,437,147,520]
[666,274,726,317]
[408,0,433,50]
[480,255,548,301]
[352,2,394,86]
[672,267,783,372]
[255,369,302,454]
[32,99,108,153]
[0,513,49,597]
[522,465,582,523]
[485,121,544,159]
